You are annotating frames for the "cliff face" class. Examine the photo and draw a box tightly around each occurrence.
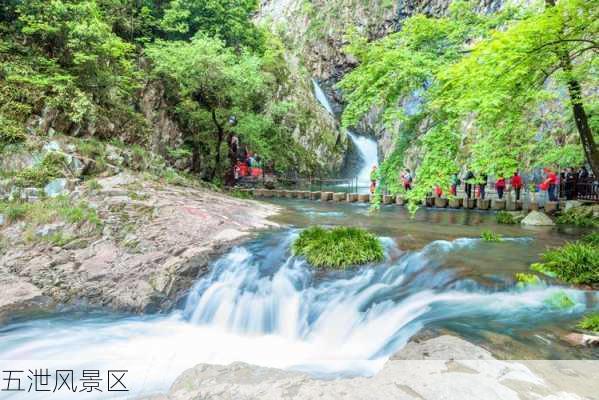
[258,0,504,170]
[258,0,502,82]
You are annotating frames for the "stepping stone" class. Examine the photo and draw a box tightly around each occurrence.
[492,199,506,210]
[449,198,463,208]
[435,197,448,208]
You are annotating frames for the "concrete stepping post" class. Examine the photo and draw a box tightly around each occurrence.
[449,198,463,208]
[465,198,476,209]
[321,192,333,201]
[545,201,559,213]
[358,194,370,203]
[477,199,491,210]
[425,197,435,207]
[435,197,448,208]
[383,195,394,205]
[347,193,358,203]
[310,191,321,200]
[492,199,506,210]
[396,196,405,206]
[333,193,346,202]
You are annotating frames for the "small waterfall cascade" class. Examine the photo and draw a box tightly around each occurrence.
[346,131,379,190]
[311,79,379,190]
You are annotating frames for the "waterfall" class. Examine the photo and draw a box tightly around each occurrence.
[347,131,379,190]
[312,79,334,115]
[311,79,379,191]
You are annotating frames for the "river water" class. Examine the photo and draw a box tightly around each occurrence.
[0,200,597,399]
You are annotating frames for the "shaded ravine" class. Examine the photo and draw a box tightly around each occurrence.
[1,230,597,399]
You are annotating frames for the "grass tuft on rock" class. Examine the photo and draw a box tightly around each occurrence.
[556,207,599,228]
[577,313,599,333]
[293,226,384,269]
[496,211,516,225]
[481,230,503,242]
[515,272,541,287]
[531,239,599,286]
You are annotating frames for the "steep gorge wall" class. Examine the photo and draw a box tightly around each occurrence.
[258,0,504,171]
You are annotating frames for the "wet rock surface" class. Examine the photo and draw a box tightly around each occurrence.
[0,173,280,322]
[140,335,599,400]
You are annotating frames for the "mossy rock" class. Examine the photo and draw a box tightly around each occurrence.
[544,291,576,309]
[515,272,541,288]
[293,226,384,269]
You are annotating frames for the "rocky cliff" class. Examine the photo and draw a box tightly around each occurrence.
[258,0,504,170]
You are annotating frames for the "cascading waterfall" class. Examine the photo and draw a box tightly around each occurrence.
[1,231,595,399]
[311,79,379,191]
[346,131,379,190]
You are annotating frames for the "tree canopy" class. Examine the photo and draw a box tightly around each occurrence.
[339,0,598,208]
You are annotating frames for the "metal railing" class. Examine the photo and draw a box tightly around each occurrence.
[560,179,599,202]
[276,177,361,193]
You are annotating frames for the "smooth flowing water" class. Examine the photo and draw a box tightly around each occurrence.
[346,131,379,191]
[1,200,597,399]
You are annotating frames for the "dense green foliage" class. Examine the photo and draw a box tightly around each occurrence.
[0,0,331,182]
[531,235,599,286]
[496,211,517,225]
[556,207,599,228]
[339,0,598,207]
[577,313,599,333]
[293,226,384,269]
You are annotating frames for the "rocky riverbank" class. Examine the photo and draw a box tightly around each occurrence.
[0,172,280,324]
[141,335,599,400]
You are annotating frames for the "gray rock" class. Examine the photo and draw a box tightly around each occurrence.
[141,335,597,400]
[564,200,583,213]
[0,214,5,226]
[392,335,494,360]
[36,223,64,238]
[20,187,39,201]
[521,210,555,226]
[43,141,61,152]
[44,178,68,197]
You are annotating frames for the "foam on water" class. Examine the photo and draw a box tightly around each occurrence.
[0,233,594,399]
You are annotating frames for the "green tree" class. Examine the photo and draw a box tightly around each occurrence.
[160,0,263,50]
[146,34,266,179]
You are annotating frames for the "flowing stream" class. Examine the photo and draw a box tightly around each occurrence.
[1,201,597,399]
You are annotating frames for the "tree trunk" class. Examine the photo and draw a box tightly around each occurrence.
[545,0,599,177]
[210,109,225,181]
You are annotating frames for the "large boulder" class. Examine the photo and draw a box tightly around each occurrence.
[521,211,555,226]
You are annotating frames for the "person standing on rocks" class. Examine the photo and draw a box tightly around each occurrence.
[479,174,488,200]
[370,165,379,194]
[464,169,475,199]
[450,173,460,196]
[402,169,413,191]
[511,171,523,201]
[495,176,506,199]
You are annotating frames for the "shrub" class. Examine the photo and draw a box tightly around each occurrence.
[14,152,67,187]
[0,115,26,150]
[496,211,516,225]
[229,189,252,199]
[577,313,599,333]
[533,242,599,285]
[580,232,599,247]
[556,207,599,228]
[481,230,503,242]
[293,226,384,269]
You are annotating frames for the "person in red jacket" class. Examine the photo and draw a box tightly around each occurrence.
[511,171,523,201]
[495,176,506,199]
[543,168,558,202]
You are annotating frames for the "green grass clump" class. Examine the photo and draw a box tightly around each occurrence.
[580,232,599,247]
[556,207,599,228]
[14,152,67,187]
[481,230,503,242]
[577,313,599,333]
[515,272,541,287]
[533,242,599,285]
[229,189,252,199]
[0,196,101,229]
[293,226,384,269]
[496,211,516,225]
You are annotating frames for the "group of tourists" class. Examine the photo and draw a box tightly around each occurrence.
[231,135,264,181]
[368,163,594,201]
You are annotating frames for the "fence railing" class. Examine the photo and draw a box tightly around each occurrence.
[560,179,599,202]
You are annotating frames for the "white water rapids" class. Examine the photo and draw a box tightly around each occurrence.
[0,232,593,399]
